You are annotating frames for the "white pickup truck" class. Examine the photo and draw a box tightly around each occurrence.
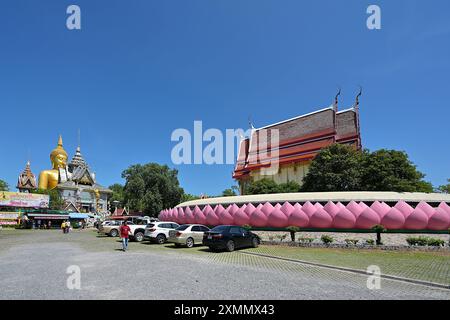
[99,216,159,242]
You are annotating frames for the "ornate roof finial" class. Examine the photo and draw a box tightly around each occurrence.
[334,88,341,111]
[355,86,362,108]
[248,116,255,130]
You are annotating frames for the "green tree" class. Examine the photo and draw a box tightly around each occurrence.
[0,179,9,191]
[246,178,280,195]
[181,193,200,203]
[122,163,184,216]
[438,179,450,194]
[301,144,363,192]
[109,183,125,207]
[360,149,433,193]
[222,185,239,197]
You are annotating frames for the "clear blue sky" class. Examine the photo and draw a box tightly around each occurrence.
[0,0,449,195]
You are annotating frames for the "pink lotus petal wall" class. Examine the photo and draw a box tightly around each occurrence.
[159,201,450,231]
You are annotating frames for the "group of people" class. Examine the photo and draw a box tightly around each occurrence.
[61,220,71,234]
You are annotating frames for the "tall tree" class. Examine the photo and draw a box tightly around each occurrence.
[122,163,184,216]
[0,179,9,191]
[222,185,239,197]
[360,149,433,193]
[109,183,125,207]
[301,144,363,192]
[438,179,450,194]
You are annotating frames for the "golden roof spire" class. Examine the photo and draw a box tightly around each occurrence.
[50,134,68,160]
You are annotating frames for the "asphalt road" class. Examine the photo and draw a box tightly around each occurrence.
[0,229,449,300]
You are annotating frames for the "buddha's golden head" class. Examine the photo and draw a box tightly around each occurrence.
[50,135,68,169]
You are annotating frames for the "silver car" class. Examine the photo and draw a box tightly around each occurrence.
[168,224,210,248]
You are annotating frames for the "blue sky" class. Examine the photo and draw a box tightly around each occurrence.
[0,0,449,195]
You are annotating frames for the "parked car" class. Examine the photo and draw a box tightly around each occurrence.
[168,224,210,248]
[144,222,180,244]
[99,217,150,242]
[98,220,122,236]
[202,225,260,252]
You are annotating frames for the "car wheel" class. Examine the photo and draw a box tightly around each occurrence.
[110,229,118,237]
[186,237,194,248]
[226,240,235,252]
[156,234,166,244]
[134,231,144,242]
[251,237,259,248]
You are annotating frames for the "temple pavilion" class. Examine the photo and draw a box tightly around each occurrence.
[233,92,362,194]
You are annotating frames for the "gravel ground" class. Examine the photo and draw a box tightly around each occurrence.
[0,229,449,300]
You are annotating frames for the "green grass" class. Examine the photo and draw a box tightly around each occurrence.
[245,245,450,285]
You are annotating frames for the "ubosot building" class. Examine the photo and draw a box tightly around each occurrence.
[233,92,362,194]
[37,135,112,214]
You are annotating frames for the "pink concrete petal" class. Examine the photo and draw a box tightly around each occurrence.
[261,202,274,216]
[416,201,435,218]
[394,201,414,218]
[370,201,390,219]
[333,208,356,229]
[205,205,220,226]
[233,207,250,226]
[249,204,268,227]
[280,202,295,217]
[404,208,429,230]
[347,201,364,218]
[214,204,226,216]
[218,206,235,225]
[267,208,289,228]
[309,208,333,229]
[274,203,282,209]
[244,203,256,216]
[184,207,195,223]
[381,208,405,230]
[227,203,240,215]
[355,208,381,229]
[336,202,346,210]
[293,203,303,211]
[314,202,324,210]
[287,207,309,227]
[359,202,369,210]
[438,202,450,214]
[193,206,207,225]
[427,208,450,230]
[324,201,340,218]
[177,207,186,224]
[301,201,317,217]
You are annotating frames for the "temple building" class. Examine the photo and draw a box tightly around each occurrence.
[17,161,37,193]
[233,92,362,194]
[37,136,112,215]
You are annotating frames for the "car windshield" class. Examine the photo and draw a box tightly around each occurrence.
[210,225,228,232]
[176,225,190,231]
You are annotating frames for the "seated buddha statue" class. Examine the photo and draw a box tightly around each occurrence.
[38,135,69,190]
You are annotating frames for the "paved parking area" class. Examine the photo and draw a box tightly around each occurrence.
[0,229,449,300]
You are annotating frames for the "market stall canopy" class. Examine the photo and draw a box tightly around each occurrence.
[69,213,89,219]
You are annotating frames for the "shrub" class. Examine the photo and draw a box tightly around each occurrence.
[406,236,445,247]
[321,235,334,245]
[298,237,314,244]
[365,239,375,245]
[276,234,288,242]
[344,239,359,245]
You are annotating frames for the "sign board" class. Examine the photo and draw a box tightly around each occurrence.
[0,192,49,208]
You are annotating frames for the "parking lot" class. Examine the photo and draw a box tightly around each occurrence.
[0,229,449,300]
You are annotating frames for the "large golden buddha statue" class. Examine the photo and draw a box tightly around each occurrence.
[38,135,69,190]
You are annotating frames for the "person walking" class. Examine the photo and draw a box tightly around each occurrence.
[119,221,131,252]
[61,221,66,234]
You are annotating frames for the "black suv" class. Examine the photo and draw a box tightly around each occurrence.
[203,225,260,252]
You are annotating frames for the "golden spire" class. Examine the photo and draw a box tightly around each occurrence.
[50,134,68,160]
